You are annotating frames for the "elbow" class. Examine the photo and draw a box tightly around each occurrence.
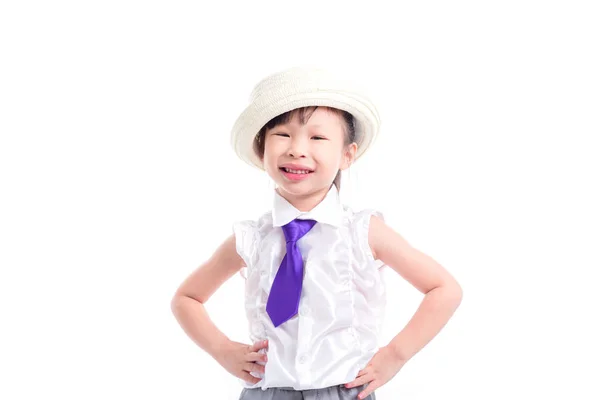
[171,291,204,314]
[170,292,188,314]
[170,294,180,314]
[448,281,463,307]
[434,279,462,306]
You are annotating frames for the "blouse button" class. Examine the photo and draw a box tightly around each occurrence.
[299,306,310,316]
[299,354,308,364]
[260,269,267,277]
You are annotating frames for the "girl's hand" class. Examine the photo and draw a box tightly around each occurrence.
[214,339,269,384]
[344,345,407,399]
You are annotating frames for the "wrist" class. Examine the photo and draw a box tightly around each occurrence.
[208,335,232,361]
[386,341,410,363]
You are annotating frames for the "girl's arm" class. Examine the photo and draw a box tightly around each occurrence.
[170,233,245,359]
[368,215,463,362]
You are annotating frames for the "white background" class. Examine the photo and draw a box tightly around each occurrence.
[1,1,599,399]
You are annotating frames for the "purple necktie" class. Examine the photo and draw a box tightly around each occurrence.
[266,218,317,327]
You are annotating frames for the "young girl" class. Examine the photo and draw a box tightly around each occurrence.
[171,67,463,400]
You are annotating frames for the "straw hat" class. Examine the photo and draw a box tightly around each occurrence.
[230,66,381,170]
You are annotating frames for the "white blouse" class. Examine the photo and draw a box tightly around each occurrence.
[232,185,387,390]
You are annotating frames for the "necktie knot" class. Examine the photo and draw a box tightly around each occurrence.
[282,218,317,243]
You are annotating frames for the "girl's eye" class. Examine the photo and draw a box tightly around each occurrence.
[272,133,325,140]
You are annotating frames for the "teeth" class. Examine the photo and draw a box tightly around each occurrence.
[284,167,311,174]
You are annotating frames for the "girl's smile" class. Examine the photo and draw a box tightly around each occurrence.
[279,163,315,181]
[279,168,314,181]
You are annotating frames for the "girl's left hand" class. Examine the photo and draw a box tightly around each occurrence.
[344,345,407,399]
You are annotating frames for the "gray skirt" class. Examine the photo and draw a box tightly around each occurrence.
[239,383,375,400]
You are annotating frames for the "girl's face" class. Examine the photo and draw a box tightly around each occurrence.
[262,107,357,199]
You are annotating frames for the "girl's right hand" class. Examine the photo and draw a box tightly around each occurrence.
[215,339,269,384]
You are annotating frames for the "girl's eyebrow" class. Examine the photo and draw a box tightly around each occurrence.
[268,126,289,132]
[308,126,328,134]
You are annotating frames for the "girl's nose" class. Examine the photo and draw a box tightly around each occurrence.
[287,138,309,157]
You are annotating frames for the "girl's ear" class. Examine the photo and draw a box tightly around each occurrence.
[340,142,358,170]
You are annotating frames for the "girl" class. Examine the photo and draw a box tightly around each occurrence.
[171,67,463,400]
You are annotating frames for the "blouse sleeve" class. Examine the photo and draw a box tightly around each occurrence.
[232,220,259,270]
[355,208,386,269]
